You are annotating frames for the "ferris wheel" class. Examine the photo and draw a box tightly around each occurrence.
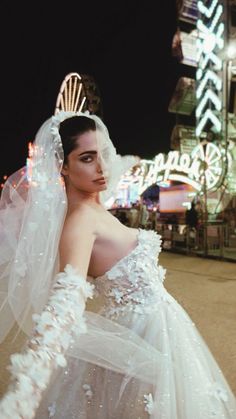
[54,72,88,115]
[191,140,223,190]
[54,72,103,116]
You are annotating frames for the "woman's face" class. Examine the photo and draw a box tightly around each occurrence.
[62,130,108,193]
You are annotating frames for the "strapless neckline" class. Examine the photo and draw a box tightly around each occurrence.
[89,228,142,281]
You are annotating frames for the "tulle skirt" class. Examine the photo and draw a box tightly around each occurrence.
[35,292,236,418]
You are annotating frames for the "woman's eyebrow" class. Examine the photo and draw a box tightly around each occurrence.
[78,150,97,156]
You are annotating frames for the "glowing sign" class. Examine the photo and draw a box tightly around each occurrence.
[196,0,224,138]
[119,142,231,194]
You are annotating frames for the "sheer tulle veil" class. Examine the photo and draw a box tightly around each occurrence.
[0,111,165,385]
[0,111,139,342]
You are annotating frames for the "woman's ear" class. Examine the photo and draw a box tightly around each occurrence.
[61,164,68,176]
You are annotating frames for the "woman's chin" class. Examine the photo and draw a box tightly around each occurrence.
[99,183,108,191]
[92,180,108,191]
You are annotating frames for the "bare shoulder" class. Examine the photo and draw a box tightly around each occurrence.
[59,204,98,275]
[62,204,97,237]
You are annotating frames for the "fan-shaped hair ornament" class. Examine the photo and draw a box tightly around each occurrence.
[54,72,88,115]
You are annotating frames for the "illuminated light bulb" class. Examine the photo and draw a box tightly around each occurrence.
[196,70,222,99]
[203,33,216,54]
[197,0,218,18]
[196,109,221,136]
[196,68,203,80]
[196,89,222,117]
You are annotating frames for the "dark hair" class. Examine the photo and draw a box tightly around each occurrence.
[59,116,96,163]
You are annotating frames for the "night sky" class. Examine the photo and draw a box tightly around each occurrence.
[0,1,179,180]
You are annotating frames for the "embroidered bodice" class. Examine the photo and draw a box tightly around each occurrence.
[89,229,172,318]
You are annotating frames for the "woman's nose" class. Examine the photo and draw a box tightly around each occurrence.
[97,154,109,177]
[96,160,103,174]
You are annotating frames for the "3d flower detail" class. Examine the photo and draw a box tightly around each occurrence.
[50,110,90,143]
[0,264,94,419]
[82,384,93,400]
[144,392,155,415]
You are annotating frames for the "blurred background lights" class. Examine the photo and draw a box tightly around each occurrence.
[227,43,236,60]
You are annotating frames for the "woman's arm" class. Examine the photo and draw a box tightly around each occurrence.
[0,208,96,419]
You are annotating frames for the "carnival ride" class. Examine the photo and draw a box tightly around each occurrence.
[54,72,102,116]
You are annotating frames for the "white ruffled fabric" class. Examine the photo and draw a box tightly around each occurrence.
[0,111,139,344]
[1,230,236,418]
[32,229,236,419]
[0,265,94,419]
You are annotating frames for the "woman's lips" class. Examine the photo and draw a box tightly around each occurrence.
[93,177,106,183]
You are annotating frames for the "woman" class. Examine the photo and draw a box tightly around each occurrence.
[0,111,235,418]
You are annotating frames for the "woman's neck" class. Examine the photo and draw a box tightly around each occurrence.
[66,186,103,211]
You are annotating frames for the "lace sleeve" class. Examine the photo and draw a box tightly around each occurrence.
[0,264,94,419]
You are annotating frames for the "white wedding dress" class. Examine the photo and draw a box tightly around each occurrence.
[35,229,236,418]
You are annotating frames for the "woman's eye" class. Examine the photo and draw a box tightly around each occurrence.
[80,155,93,162]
